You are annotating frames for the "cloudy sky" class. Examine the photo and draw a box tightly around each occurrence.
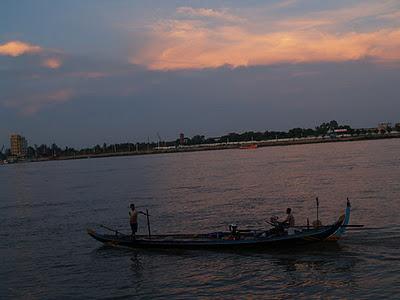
[1,0,400,147]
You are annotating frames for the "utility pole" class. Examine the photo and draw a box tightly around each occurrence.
[157,132,162,149]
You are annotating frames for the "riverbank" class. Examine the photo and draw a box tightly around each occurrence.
[2,132,396,164]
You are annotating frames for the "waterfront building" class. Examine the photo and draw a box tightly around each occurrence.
[10,134,28,158]
[180,133,184,145]
[377,123,391,133]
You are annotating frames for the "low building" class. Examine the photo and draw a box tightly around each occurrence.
[377,123,392,133]
[10,134,28,158]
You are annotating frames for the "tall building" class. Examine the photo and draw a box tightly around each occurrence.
[179,133,184,145]
[10,134,28,157]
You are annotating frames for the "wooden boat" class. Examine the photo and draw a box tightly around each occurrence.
[239,144,258,149]
[87,200,352,250]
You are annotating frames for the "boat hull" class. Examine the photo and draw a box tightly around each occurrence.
[87,215,346,250]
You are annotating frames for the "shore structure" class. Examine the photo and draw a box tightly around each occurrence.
[2,120,400,164]
[10,134,27,158]
[11,131,399,163]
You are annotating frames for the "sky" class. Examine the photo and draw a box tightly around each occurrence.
[1,0,400,148]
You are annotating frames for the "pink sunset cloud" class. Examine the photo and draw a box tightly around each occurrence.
[0,40,42,57]
[3,89,74,115]
[131,4,400,70]
[42,57,63,69]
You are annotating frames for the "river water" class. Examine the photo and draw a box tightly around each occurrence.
[1,139,399,299]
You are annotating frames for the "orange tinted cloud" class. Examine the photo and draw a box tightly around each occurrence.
[65,71,108,79]
[132,20,400,70]
[0,40,42,56]
[42,57,62,69]
[276,18,333,30]
[131,3,400,70]
[4,89,74,115]
[176,6,243,22]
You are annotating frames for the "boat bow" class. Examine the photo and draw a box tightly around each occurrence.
[326,199,351,240]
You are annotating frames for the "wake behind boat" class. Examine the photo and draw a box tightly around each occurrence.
[87,199,356,250]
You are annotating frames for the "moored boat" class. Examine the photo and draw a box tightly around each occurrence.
[239,144,258,149]
[87,200,352,250]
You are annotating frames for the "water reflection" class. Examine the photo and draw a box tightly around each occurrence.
[130,253,144,271]
[1,139,400,298]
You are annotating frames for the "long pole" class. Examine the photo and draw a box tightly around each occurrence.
[316,197,319,224]
[146,209,151,239]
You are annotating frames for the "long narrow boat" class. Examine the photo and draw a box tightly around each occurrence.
[87,200,352,250]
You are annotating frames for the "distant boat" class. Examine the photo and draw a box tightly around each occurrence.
[88,200,355,250]
[239,144,258,149]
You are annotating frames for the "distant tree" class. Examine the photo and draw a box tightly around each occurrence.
[204,137,217,144]
[303,128,317,137]
[51,143,62,157]
[225,132,240,142]
[316,120,341,135]
[37,144,51,157]
[94,144,102,153]
[288,128,304,138]
[190,135,205,145]
[329,120,339,129]
[27,146,36,158]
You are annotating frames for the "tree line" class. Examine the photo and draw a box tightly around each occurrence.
[2,120,398,160]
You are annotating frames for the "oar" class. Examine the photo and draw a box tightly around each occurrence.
[145,209,151,239]
[264,224,365,229]
[100,224,127,236]
[294,224,365,228]
[138,209,152,238]
[238,228,265,232]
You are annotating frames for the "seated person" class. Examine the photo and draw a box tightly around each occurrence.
[282,208,295,227]
[268,208,295,235]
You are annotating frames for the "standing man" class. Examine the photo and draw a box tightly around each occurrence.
[129,204,138,237]
[129,204,147,238]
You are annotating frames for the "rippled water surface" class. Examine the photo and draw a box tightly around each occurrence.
[1,139,400,299]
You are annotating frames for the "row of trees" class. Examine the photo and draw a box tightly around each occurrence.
[183,120,354,145]
[22,142,164,159]
[3,120,398,160]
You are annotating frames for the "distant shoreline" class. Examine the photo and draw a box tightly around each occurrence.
[4,133,398,164]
